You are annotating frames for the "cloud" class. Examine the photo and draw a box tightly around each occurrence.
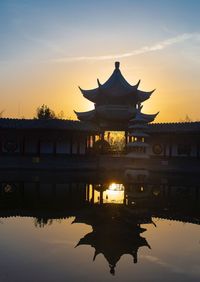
[52,32,200,63]
[142,255,200,277]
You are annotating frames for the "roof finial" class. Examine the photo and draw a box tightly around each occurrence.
[115,61,120,69]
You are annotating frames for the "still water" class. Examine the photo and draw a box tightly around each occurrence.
[0,171,199,282]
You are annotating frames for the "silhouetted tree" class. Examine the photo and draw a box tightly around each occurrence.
[57,110,65,119]
[0,110,4,118]
[36,104,56,120]
[34,217,53,228]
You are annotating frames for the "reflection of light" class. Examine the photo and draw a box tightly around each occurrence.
[152,189,160,196]
[105,183,125,204]
[4,184,13,193]
[109,183,117,191]
[108,183,124,191]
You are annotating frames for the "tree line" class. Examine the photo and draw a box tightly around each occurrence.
[35,104,73,120]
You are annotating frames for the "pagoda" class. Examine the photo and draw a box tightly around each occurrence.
[74,205,151,275]
[75,62,158,131]
[126,105,150,158]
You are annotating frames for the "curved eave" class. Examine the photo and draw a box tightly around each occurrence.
[79,87,100,103]
[137,89,155,102]
[140,112,159,123]
[74,109,96,122]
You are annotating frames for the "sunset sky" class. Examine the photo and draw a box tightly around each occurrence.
[0,0,200,122]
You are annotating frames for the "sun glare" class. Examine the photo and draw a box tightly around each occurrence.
[108,183,124,191]
[102,183,125,204]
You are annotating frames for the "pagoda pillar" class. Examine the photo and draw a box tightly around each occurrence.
[125,131,128,145]
[124,107,155,181]
[92,135,95,148]
[126,112,150,159]
[99,189,103,205]
[91,184,95,204]
[21,136,25,155]
[197,186,199,200]
[197,143,199,159]
[100,132,105,141]
[86,184,90,201]
[37,139,41,156]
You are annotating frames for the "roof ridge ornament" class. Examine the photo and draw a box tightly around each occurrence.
[134,79,141,89]
[115,61,120,69]
[97,79,101,87]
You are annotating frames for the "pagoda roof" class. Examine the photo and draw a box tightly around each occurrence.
[74,206,151,275]
[74,109,96,122]
[76,229,149,275]
[129,105,159,125]
[140,112,159,123]
[79,62,155,104]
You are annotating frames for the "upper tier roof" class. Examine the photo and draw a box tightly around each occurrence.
[79,62,155,104]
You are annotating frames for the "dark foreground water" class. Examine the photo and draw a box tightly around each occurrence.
[0,171,199,282]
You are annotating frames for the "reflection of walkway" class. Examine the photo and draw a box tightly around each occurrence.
[125,183,200,225]
[74,205,151,275]
[0,175,199,274]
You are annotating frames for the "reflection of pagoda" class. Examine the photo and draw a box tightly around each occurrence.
[75,62,158,130]
[74,206,151,275]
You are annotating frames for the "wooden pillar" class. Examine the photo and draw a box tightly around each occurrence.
[101,132,105,141]
[85,136,88,153]
[99,189,103,205]
[53,140,57,156]
[86,184,90,201]
[21,136,25,155]
[91,184,95,204]
[37,139,41,156]
[20,182,25,198]
[123,186,127,205]
[163,185,166,197]
[77,135,80,155]
[197,143,200,159]
[92,135,95,148]
[36,182,40,200]
[169,134,172,158]
[164,143,167,158]
[194,186,198,200]
[70,136,73,155]
[52,183,56,198]
[167,185,171,198]
[125,131,128,145]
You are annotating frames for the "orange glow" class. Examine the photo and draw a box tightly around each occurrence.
[1,60,199,122]
[104,183,125,204]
